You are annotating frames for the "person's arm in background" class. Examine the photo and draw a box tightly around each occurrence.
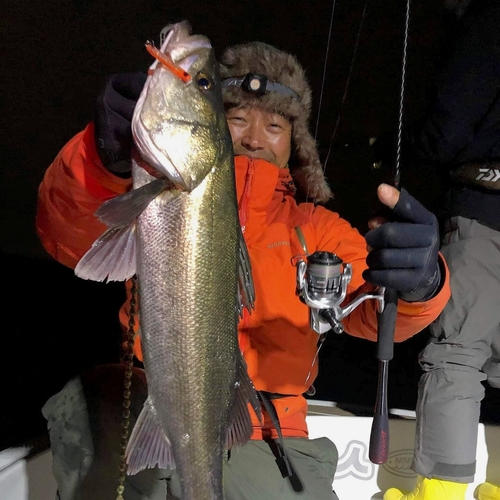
[36,73,146,269]
[408,0,500,164]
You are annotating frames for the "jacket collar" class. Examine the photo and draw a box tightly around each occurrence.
[234,155,295,207]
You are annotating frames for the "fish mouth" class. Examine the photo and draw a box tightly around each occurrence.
[159,21,212,75]
[132,21,214,190]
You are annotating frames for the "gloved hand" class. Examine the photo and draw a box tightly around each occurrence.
[94,72,147,176]
[363,184,441,302]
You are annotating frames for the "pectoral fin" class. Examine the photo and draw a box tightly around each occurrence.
[126,396,175,475]
[75,224,137,282]
[75,179,179,283]
[238,226,255,316]
[96,178,171,227]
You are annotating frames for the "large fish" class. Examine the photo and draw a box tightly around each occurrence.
[75,21,259,500]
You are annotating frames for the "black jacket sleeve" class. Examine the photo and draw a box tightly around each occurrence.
[407,0,500,165]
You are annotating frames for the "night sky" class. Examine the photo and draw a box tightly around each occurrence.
[1,0,451,259]
[6,0,497,453]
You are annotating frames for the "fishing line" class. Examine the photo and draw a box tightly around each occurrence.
[394,0,411,189]
[301,0,368,389]
[303,336,326,394]
[322,0,368,173]
[314,0,337,142]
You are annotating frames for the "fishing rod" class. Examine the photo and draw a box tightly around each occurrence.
[368,0,411,464]
[307,0,412,465]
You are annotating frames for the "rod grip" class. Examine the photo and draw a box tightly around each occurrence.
[369,288,398,464]
[376,287,398,361]
[369,361,390,463]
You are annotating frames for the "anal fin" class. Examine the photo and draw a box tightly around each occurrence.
[225,352,262,449]
[126,396,175,475]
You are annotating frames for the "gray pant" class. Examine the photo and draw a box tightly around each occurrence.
[42,364,339,500]
[413,216,500,483]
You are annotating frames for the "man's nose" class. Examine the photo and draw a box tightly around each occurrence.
[241,124,265,151]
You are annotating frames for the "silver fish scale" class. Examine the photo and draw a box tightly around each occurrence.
[134,155,239,500]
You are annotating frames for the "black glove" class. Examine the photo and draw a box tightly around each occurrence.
[363,188,441,302]
[94,72,147,176]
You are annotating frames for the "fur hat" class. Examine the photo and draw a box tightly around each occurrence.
[219,42,332,203]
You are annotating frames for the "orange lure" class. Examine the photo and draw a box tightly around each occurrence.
[145,41,192,83]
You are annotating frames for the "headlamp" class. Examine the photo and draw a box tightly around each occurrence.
[241,73,268,97]
[221,73,300,101]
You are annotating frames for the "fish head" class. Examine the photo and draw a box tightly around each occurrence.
[132,21,232,191]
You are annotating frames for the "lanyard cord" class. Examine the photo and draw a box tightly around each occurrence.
[117,276,138,500]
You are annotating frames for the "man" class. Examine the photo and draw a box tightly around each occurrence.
[37,40,450,499]
[381,1,500,499]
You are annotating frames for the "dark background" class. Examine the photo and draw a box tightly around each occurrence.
[1,0,498,452]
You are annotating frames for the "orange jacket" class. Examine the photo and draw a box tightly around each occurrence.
[37,123,451,439]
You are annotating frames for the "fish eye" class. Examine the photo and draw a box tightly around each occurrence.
[196,74,212,90]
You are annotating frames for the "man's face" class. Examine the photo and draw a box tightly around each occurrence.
[226,106,292,169]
